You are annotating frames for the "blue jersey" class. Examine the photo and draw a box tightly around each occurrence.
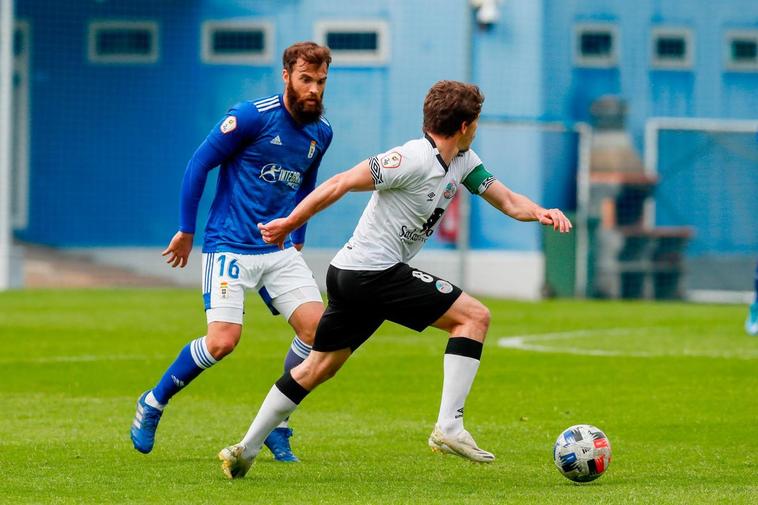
[178,94,333,254]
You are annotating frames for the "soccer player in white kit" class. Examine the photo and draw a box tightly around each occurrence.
[218,80,572,478]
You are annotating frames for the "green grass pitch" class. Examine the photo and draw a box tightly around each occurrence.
[1,289,756,504]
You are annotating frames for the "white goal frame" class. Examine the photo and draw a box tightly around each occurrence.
[0,0,15,290]
[644,117,758,303]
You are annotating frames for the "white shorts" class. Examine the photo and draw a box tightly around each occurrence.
[201,248,322,325]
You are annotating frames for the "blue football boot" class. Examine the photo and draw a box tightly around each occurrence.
[746,302,758,336]
[130,391,163,454]
[264,427,300,462]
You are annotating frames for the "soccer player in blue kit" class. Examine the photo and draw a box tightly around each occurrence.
[130,42,333,462]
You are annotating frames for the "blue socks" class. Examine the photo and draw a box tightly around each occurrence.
[152,336,217,406]
[149,335,308,408]
[284,336,312,372]
[754,261,758,303]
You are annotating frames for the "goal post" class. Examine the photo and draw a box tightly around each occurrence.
[644,117,758,301]
[0,0,15,290]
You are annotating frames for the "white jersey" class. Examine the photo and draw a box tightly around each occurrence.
[331,135,485,271]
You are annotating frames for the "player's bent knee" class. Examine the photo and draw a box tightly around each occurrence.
[296,324,317,346]
[471,303,491,333]
[206,323,242,359]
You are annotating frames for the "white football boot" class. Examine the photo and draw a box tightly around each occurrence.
[428,424,495,463]
[218,444,254,479]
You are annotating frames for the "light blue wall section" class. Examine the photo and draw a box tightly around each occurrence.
[469,1,545,251]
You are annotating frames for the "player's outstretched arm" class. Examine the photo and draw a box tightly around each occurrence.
[481,180,572,233]
[162,231,194,268]
[258,160,375,248]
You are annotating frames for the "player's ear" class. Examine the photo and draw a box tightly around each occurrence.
[282,68,289,85]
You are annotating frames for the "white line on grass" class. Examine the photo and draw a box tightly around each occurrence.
[497,329,758,359]
[0,354,166,364]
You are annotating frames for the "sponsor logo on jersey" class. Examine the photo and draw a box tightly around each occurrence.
[398,208,446,243]
[259,163,303,189]
[220,281,229,299]
[436,280,454,294]
[443,181,458,199]
[380,151,402,168]
[220,116,237,134]
[427,192,436,202]
[270,135,283,145]
[308,140,317,159]
[399,225,431,243]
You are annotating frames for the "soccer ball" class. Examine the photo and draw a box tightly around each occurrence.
[553,424,612,483]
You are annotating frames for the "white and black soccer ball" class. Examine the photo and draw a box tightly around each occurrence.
[553,424,612,483]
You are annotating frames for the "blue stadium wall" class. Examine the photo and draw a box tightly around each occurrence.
[14,0,758,256]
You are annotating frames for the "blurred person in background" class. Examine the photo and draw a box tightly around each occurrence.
[130,42,333,462]
[746,261,758,336]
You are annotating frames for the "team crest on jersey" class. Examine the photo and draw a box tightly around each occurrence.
[220,116,237,134]
[220,281,229,299]
[381,151,402,168]
[308,140,317,159]
[435,280,453,294]
[443,181,458,199]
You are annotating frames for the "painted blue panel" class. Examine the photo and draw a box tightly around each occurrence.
[17,0,209,247]
[469,125,543,251]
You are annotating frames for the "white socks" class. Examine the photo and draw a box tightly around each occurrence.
[437,337,483,436]
[145,390,165,410]
[240,385,299,459]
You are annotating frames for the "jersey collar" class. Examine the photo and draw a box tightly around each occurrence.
[424,133,449,173]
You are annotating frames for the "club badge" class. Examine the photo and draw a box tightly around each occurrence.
[220,116,237,134]
[436,280,453,294]
[381,151,402,168]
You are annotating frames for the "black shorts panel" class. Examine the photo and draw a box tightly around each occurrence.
[312,264,462,352]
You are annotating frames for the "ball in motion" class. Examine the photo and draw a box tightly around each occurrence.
[553,424,611,482]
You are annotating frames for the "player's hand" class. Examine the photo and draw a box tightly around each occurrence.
[536,208,573,233]
[258,219,291,250]
[162,231,194,268]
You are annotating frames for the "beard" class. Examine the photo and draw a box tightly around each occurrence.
[286,80,324,124]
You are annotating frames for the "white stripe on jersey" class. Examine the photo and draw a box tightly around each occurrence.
[257,102,281,112]
[254,96,278,107]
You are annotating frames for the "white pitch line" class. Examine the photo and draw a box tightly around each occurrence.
[0,354,166,364]
[497,329,758,360]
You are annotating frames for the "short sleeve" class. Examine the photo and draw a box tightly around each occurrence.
[369,147,420,191]
[460,149,484,181]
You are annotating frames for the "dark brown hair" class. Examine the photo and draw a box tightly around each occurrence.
[282,42,332,72]
[423,81,484,137]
